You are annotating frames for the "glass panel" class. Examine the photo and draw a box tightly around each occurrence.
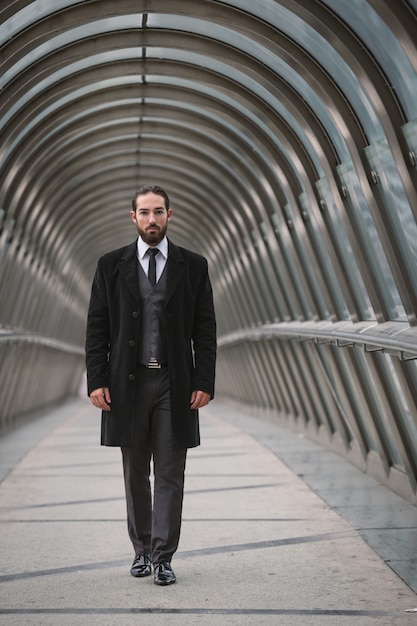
[317,343,354,444]
[388,357,417,464]
[315,176,374,320]
[369,353,410,471]
[402,119,417,167]
[148,13,349,168]
[355,351,404,468]
[299,192,349,320]
[365,138,417,315]
[337,160,405,320]
[321,0,417,121]
[271,210,313,320]
[220,0,384,142]
[283,201,329,319]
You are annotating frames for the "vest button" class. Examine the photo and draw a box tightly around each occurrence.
[132,311,139,318]
[129,340,136,347]
[128,374,135,381]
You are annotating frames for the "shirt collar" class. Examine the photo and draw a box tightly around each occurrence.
[137,236,168,260]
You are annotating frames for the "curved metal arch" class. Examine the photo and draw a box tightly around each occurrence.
[40,138,260,259]
[1,94,318,249]
[3,0,412,154]
[322,0,417,120]
[36,147,250,255]
[220,0,405,138]
[67,168,234,276]
[59,143,261,244]
[2,76,324,241]
[1,49,330,199]
[2,82,354,326]
[1,67,350,268]
[4,27,386,278]
[48,144,322,319]
[6,106,267,241]
[2,11,380,178]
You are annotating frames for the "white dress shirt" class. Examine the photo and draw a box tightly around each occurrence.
[137,236,168,284]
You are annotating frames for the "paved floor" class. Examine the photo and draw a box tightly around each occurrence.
[0,397,416,625]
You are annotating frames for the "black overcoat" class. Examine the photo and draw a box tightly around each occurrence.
[85,239,216,449]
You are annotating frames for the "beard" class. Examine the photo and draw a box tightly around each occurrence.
[137,222,168,245]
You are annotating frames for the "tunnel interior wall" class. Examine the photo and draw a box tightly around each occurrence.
[1,1,417,502]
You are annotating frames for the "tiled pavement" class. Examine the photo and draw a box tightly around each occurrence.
[0,398,416,625]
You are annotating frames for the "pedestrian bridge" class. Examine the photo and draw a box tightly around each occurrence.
[1,1,417,515]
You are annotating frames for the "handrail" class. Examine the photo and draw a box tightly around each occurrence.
[2,322,417,360]
[0,329,84,356]
[218,320,417,360]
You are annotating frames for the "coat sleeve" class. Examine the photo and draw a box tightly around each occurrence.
[191,258,217,397]
[85,260,111,395]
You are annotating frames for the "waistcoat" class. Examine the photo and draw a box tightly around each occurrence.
[137,262,168,365]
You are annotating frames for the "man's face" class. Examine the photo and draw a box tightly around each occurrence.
[130,192,172,245]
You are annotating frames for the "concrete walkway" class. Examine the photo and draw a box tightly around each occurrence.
[0,398,416,625]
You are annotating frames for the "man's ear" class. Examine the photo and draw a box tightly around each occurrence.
[167,209,173,221]
[130,210,137,224]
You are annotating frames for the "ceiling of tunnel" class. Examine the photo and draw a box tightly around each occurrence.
[1,0,417,314]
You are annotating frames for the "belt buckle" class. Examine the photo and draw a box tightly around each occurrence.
[147,358,161,369]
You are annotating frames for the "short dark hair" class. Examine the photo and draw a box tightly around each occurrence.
[132,185,170,211]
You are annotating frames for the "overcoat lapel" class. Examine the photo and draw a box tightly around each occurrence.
[118,241,139,302]
[166,240,185,303]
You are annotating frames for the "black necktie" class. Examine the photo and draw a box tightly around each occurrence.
[147,248,159,286]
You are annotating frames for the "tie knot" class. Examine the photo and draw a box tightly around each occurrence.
[148,248,159,257]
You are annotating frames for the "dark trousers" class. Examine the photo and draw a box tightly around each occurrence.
[121,366,187,565]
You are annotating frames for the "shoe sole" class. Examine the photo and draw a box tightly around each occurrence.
[154,578,176,586]
[130,569,152,578]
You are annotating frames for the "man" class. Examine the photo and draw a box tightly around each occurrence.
[85,185,216,586]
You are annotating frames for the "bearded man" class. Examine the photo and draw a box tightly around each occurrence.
[85,185,216,586]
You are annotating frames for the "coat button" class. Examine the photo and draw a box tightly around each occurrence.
[128,374,135,381]
[132,311,138,318]
[129,340,136,347]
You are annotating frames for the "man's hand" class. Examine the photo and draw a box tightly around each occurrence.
[90,387,112,411]
[190,390,211,410]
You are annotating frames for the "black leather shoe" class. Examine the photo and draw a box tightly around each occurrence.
[154,561,176,586]
[130,554,152,577]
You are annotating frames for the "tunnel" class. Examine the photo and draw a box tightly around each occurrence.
[1,0,417,506]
